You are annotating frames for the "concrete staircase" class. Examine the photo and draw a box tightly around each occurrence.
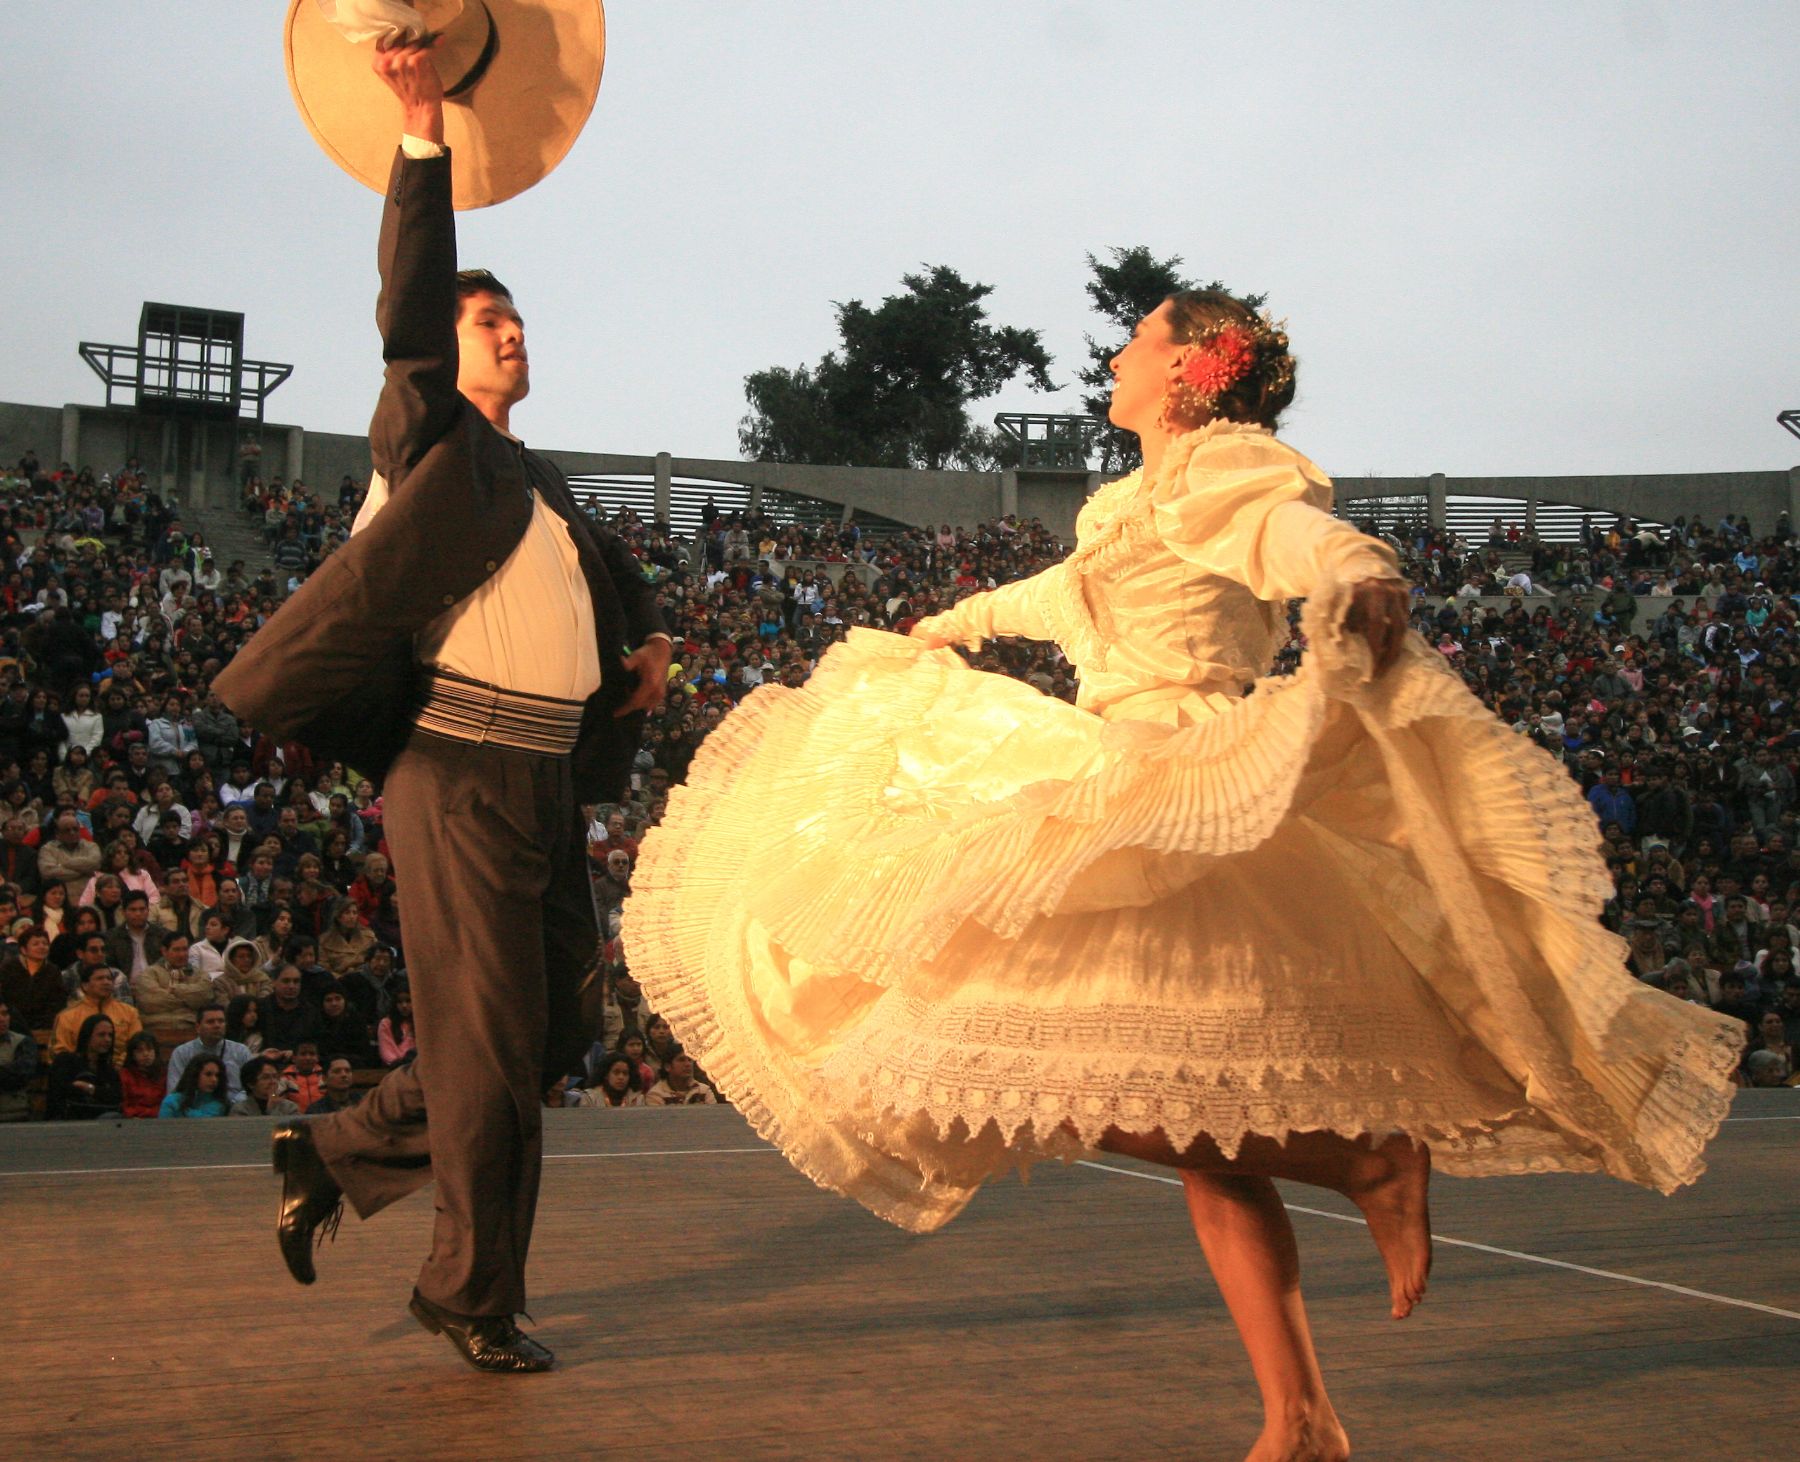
[187,505,275,576]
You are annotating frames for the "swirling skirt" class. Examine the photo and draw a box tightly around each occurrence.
[625,599,1743,1232]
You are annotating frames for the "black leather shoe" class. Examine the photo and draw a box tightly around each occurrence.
[408,1289,555,1373]
[272,1120,344,1286]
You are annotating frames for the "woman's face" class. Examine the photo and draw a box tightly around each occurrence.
[197,1062,220,1093]
[89,1021,114,1059]
[395,993,412,1020]
[272,910,293,937]
[253,1065,281,1100]
[604,1060,631,1091]
[131,1041,156,1070]
[323,992,345,1017]
[1107,301,1186,435]
[1762,1012,1786,1042]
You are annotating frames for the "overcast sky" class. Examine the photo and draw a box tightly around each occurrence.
[5,1,1796,480]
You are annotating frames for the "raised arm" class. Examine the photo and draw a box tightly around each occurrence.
[367,39,461,480]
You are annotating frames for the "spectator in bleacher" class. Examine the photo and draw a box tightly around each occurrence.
[166,1005,250,1103]
[319,898,375,978]
[347,852,400,951]
[643,1047,718,1106]
[0,997,38,1122]
[117,1031,164,1119]
[103,889,163,982]
[135,932,211,1040]
[593,848,631,918]
[0,816,41,894]
[60,927,130,1006]
[342,942,402,1030]
[376,986,416,1068]
[214,936,272,1005]
[0,926,60,1033]
[153,866,204,942]
[231,1056,303,1118]
[569,1051,644,1108]
[305,1055,360,1115]
[281,1039,326,1112]
[258,966,317,1063]
[186,913,232,983]
[46,1014,121,1119]
[159,1054,230,1119]
[52,957,140,1065]
[315,981,372,1069]
[37,810,100,903]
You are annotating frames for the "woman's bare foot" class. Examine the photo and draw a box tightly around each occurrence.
[1342,1134,1432,1319]
[1245,1407,1351,1462]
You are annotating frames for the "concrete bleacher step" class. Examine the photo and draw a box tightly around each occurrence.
[188,506,275,572]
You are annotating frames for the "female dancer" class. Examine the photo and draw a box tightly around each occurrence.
[629,290,1742,1461]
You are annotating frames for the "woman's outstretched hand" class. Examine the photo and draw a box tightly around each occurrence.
[909,615,964,651]
[1344,579,1411,675]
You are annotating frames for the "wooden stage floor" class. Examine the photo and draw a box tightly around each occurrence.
[3,1094,1795,1460]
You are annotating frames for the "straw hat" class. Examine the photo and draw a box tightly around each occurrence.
[284,0,606,210]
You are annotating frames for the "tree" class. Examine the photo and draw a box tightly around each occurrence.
[739,266,1055,471]
[1077,247,1264,472]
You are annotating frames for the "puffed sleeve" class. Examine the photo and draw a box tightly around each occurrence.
[1152,434,1402,602]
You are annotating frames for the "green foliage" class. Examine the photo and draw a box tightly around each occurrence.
[739,266,1055,471]
[1078,247,1264,472]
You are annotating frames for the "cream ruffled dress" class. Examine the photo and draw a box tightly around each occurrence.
[626,421,1744,1233]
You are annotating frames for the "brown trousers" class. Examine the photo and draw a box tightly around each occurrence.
[312,731,594,1316]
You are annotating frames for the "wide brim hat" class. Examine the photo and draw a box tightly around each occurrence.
[284,0,605,210]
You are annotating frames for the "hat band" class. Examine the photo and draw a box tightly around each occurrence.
[443,1,499,99]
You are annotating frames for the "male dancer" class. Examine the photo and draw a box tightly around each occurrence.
[214,38,669,1372]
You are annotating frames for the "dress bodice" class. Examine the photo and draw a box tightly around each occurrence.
[928,420,1402,726]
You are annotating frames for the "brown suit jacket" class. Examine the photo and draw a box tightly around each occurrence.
[214,149,661,800]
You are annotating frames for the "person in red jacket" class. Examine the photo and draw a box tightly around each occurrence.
[119,1032,166,1119]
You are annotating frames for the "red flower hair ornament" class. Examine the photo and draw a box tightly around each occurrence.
[1178,324,1258,397]
[1160,311,1294,431]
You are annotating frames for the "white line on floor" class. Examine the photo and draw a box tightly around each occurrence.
[1719,1115,1800,1122]
[0,1146,778,1180]
[1074,1158,1800,1323]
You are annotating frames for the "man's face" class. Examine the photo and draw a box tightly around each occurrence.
[165,869,188,899]
[197,1009,225,1042]
[81,963,114,1000]
[55,818,80,847]
[455,289,530,406]
[164,937,190,967]
[325,1058,353,1093]
[278,809,298,833]
[294,1045,320,1073]
[254,785,274,807]
[204,917,226,943]
[253,1064,282,1101]
[667,1053,695,1085]
[79,937,107,969]
[607,853,630,880]
[128,744,147,767]
[223,809,247,834]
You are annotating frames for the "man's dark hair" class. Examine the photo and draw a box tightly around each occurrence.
[456,268,512,303]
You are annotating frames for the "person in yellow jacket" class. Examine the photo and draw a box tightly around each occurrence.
[52,964,142,1067]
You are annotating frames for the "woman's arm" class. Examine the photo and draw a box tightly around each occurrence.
[910,563,1073,650]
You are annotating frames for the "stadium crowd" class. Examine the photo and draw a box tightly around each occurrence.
[0,448,1794,1126]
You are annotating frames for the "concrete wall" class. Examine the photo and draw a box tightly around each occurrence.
[13,396,1796,544]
